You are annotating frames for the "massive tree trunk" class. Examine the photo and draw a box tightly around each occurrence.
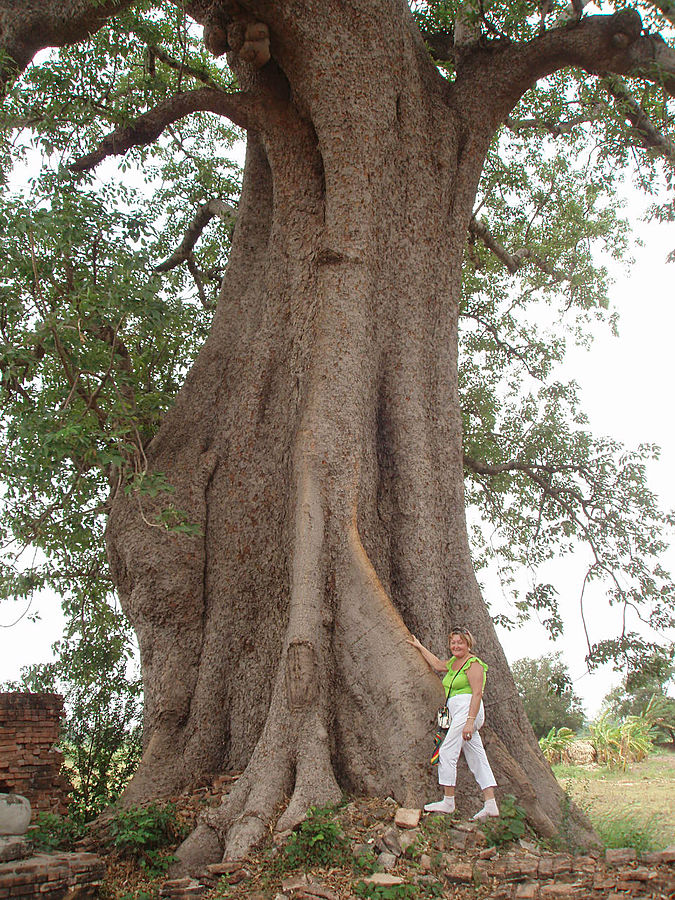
[104,0,599,865]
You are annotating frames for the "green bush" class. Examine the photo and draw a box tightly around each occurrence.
[589,712,656,769]
[31,812,85,851]
[480,795,528,847]
[108,802,186,876]
[281,805,351,870]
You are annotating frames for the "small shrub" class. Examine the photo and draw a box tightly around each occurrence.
[108,802,186,876]
[481,794,528,847]
[353,883,419,899]
[593,808,663,853]
[281,805,351,870]
[352,847,379,876]
[354,881,443,899]
[539,726,576,764]
[31,812,85,851]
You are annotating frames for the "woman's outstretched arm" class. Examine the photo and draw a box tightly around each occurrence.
[407,635,447,674]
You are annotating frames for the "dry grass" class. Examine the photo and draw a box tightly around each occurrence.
[553,750,675,850]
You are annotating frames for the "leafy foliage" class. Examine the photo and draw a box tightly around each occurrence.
[589,711,657,769]
[30,811,85,851]
[512,654,586,737]
[539,726,576,764]
[281,805,351,871]
[480,794,529,847]
[354,882,443,899]
[109,802,186,876]
[4,600,142,820]
[602,647,675,743]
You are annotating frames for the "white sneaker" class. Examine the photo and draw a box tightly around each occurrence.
[424,798,455,813]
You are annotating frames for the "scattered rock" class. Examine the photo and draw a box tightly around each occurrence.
[394,807,421,829]
[361,872,405,885]
[160,877,205,898]
[0,835,32,863]
[605,847,637,865]
[514,884,538,899]
[622,865,656,881]
[641,846,675,864]
[442,860,473,883]
[419,853,432,871]
[539,884,583,898]
[281,874,308,892]
[378,825,403,856]
[377,851,398,870]
[398,829,419,854]
[447,827,468,850]
[205,861,245,876]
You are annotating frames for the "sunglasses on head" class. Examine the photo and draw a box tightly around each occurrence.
[450,626,469,634]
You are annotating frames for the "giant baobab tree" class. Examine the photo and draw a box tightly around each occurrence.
[1,0,674,868]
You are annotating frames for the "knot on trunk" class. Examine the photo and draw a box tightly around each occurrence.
[609,8,642,48]
[202,2,270,69]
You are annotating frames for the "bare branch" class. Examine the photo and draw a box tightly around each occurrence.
[505,107,602,136]
[464,456,585,479]
[146,44,225,90]
[156,199,236,272]
[603,75,675,163]
[0,0,136,93]
[468,217,568,282]
[70,88,261,172]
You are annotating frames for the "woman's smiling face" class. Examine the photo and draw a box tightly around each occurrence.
[449,632,470,658]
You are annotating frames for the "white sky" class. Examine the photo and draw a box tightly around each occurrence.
[1,163,674,719]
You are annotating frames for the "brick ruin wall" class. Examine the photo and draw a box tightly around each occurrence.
[0,694,69,817]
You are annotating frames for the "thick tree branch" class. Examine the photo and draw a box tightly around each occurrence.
[155,199,236,272]
[0,0,136,93]
[460,11,675,125]
[464,456,585,479]
[70,88,260,172]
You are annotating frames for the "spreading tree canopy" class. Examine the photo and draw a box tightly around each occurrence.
[1,0,675,866]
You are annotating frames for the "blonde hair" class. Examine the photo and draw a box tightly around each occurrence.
[449,628,475,651]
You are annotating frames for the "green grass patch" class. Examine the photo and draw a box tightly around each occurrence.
[553,751,675,850]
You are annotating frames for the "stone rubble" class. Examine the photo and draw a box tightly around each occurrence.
[152,799,675,900]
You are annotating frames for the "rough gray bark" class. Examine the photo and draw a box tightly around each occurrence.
[5,0,667,870]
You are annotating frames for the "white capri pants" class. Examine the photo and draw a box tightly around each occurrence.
[437,693,497,790]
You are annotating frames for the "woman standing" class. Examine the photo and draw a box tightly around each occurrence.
[408,627,499,819]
